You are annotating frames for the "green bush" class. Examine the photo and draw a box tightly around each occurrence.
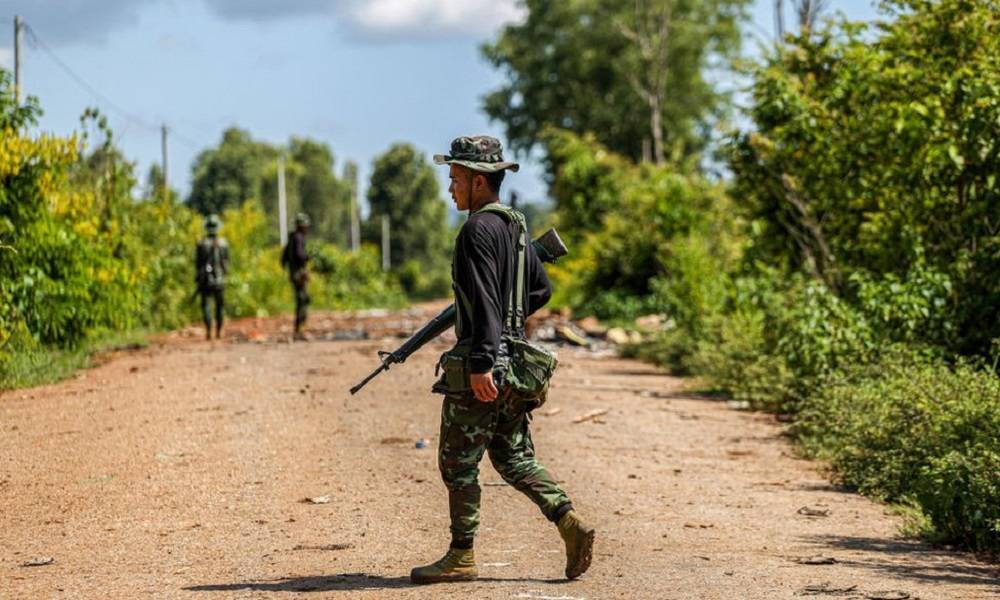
[797,352,1000,552]
[311,244,407,310]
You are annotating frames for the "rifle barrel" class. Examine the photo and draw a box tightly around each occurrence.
[349,362,389,395]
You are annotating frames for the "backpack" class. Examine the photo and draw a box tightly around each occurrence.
[198,238,226,290]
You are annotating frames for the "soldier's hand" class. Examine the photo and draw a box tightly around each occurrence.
[470,372,498,403]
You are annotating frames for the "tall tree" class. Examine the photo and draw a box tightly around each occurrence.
[261,137,350,245]
[730,0,1000,353]
[188,127,277,216]
[365,143,450,296]
[482,0,748,167]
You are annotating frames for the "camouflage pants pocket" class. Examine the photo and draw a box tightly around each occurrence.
[438,395,494,539]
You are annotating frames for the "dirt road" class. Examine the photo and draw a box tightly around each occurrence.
[1,311,997,599]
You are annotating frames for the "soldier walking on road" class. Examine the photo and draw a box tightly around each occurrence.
[281,212,311,341]
[195,214,229,341]
[410,136,595,584]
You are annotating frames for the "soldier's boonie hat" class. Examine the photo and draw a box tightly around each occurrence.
[295,212,311,227]
[434,135,519,173]
[205,214,221,232]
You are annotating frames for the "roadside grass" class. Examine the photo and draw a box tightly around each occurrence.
[0,329,151,392]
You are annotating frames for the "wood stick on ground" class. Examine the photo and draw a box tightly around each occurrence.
[573,408,610,423]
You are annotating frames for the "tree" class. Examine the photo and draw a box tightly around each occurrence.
[730,0,1000,354]
[188,128,277,216]
[289,138,350,246]
[482,0,748,167]
[365,143,450,297]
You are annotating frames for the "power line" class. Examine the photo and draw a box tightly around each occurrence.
[23,22,161,133]
[20,20,203,153]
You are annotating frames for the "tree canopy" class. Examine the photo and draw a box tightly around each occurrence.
[364,143,450,297]
[188,128,350,244]
[482,0,747,167]
[730,0,1000,353]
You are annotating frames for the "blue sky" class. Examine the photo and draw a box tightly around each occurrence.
[0,0,880,209]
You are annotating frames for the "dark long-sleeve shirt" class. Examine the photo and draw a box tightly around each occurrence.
[453,206,552,373]
[283,230,309,272]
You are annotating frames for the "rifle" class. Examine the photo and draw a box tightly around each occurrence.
[350,228,568,395]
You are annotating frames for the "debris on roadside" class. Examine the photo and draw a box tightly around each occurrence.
[794,556,838,565]
[576,315,606,337]
[865,592,910,600]
[572,408,610,423]
[302,495,331,505]
[605,328,631,345]
[292,543,353,551]
[797,506,832,518]
[796,582,858,596]
[20,557,54,567]
[554,324,590,346]
[540,407,562,417]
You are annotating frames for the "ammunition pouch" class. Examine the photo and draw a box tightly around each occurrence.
[498,335,557,411]
[432,345,472,395]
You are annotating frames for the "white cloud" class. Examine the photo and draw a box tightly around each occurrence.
[346,0,525,37]
[0,48,11,69]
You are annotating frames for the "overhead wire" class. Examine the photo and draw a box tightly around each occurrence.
[21,21,203,152]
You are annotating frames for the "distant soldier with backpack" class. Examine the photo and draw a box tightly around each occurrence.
[281,212,311,341]
[195,214,229,340]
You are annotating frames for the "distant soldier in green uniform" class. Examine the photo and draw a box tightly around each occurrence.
[194,214,229,340]
[410,136,595,584]
[281,213,311,341]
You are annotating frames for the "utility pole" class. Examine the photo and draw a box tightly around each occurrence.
[381,215,390,272]
[775,0,785,39]
[160,124,169,204]
[346,162,360,253]
[278,155,288,245]
[14,16,22,105]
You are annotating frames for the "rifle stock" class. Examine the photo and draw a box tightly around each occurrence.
[348,228,567,395]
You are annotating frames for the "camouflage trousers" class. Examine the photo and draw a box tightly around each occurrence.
[293,282,309,331]
[438,390,572,543]
[199,288,225,330]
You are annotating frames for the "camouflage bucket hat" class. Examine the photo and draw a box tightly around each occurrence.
[433,135,519,173]
[294,212,311,227]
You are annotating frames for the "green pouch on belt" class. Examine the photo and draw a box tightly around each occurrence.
[432,345,471,395]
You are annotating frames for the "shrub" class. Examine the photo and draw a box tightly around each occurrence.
[797,353,1000,551]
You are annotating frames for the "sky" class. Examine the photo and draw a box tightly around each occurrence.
[0,0,881,210]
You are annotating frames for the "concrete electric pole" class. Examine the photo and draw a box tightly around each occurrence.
[14,16,22,105]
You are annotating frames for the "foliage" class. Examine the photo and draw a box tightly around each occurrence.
[310,243,407,310]
[261,137,352,245]
[730,0,1000,355]
[188,129,351,245]
[0,101,137,353]
[483,0,748,165]
[188,127,277,216]
[364,143,451,298]
[543,130,741,322]
[796,352,1000,551]
[0,70,406,387]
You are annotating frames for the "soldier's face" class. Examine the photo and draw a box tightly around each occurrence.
[449,165,471,211]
